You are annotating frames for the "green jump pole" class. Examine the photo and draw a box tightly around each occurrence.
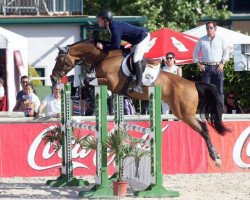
[79,85,113,198]
[134,86,180,198]
[46,83,89,187]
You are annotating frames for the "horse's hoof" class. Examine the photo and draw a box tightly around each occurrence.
[214,154,222,167]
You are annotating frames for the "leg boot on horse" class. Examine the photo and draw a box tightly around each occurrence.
[133,61,143,93]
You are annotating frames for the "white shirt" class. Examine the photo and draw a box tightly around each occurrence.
[42,94,61,117]
[0,86,4,98]
[27,93,41,112]
[193,35,229,63]
[162,65,180,75]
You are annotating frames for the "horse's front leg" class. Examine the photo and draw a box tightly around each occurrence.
[198,120,222,167]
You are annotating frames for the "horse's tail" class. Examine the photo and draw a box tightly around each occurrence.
[195,81,230,135]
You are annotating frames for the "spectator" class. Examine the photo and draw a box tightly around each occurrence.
[0,78,6,111]
[17,95,31,113]
[25,101,38,117]
[24,83,41,112]
[224,92,244,114]
[0,78,4,100]
[124,97,136,115]
[38,83,61,118]
[161,52,182,114]
[13,75,30,111]
[141,100,149,114]
[80,85,95,116]
[193,21,229,106]
[107,90,114,115]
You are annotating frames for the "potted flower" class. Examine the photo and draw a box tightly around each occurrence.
[42,125,63,151]
[79,127,149,197]
[107,128,149,197]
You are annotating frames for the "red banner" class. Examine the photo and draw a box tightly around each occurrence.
[207,121,250,173]
[0,121,249,177]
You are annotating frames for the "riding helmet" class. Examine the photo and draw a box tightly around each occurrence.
[97,10,113,21]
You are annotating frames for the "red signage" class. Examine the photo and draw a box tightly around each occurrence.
[0,121,249,177]
[14,50,26,76]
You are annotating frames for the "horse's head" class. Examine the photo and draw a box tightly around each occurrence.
[51,44,78,84]
[50,40,113,84]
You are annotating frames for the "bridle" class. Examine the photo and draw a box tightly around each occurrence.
[55,46,94,76]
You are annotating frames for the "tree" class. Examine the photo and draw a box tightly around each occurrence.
[160,0,231,31]
[83,0,231,31]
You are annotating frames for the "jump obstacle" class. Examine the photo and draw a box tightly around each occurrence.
[47,84,179,198]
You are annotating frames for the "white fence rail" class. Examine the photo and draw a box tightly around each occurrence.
[0,112,249,123]
[0,0,83,15]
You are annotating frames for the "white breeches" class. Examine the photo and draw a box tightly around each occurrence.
[133,33,150,62]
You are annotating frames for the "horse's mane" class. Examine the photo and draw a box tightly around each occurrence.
[67,39,95,47]
[67,39,128,58]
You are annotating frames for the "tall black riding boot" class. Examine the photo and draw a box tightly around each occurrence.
[133,61,143,93]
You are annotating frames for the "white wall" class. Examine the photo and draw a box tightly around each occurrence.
[0,26,28,111]
[3,25,81,85]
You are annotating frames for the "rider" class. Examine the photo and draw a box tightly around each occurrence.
[96,10,150,93]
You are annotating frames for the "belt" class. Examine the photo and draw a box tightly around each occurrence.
[202,62,220,66]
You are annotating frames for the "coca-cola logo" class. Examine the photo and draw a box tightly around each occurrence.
[27,125,100,171]
[27,124,170,171]
[233,126,250,168]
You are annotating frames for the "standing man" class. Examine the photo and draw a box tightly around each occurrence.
[96,10,150,93]
[193,21,229,105]
[38,83,61,118]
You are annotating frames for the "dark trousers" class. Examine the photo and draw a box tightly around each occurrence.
[201,65,224,105]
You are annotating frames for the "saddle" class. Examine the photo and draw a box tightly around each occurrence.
[121,53,161,95]
[125,53,146,75]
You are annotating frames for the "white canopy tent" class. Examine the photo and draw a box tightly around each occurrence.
[0,27,28,111]
[184,25,250,54]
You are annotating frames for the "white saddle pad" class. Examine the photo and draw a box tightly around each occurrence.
[121,54,161,86]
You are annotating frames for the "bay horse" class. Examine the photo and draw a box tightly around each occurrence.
[51,39,229,167]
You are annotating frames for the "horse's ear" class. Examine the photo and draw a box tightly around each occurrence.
[55,44,67,53]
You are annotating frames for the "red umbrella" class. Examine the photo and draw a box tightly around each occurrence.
[144,28,199,64]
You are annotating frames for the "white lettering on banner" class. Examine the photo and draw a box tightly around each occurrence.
[42,142,61,159]
[27,126,115,171]
[170,37,188,52]
[28,126,62,170]
[233,126,250,169]
[28,124,170,171]
[28,125,90,170]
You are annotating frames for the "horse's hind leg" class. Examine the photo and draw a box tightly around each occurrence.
[184,117,222,167]
[197,120,222,167]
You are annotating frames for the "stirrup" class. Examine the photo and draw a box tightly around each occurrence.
[133,84,143,93]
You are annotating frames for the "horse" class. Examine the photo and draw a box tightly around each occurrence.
[51,39,230,167]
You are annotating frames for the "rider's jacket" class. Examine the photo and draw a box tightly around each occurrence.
[103,21,148,52]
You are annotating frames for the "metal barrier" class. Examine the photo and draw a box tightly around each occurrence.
[0,0,83,15]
